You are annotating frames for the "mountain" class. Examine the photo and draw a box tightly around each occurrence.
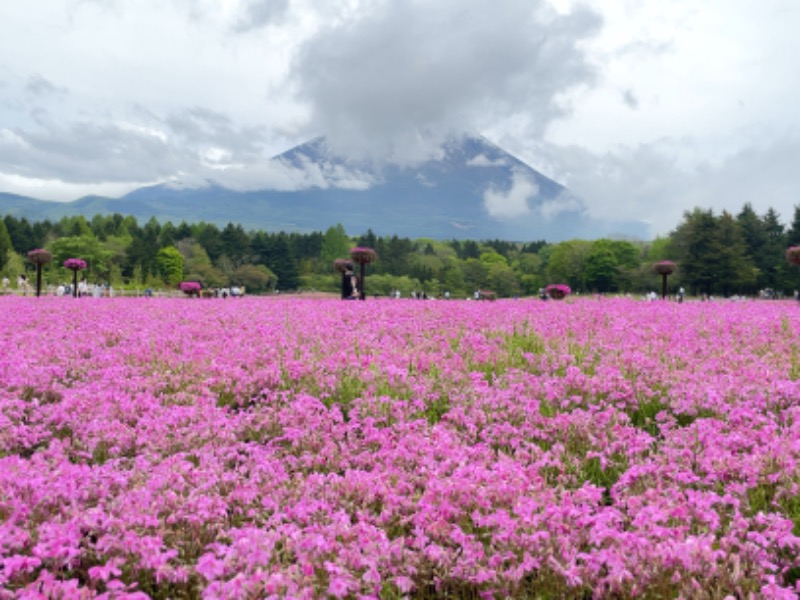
[0,136,647,241]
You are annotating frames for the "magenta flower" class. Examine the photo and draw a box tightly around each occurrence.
[545,283,572,299]
[27,248,53,265]
[179,281,202,296]
[786,246,800,266]
[63,258,87,271]
[349,247,377,265]
[653,260,677,275]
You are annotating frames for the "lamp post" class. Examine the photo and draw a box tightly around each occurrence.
[63,258,87,297]
[653,261,677,299]
[27,249,53,297]
[349,247,377,301]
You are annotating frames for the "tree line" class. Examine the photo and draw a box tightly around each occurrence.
[2,202,800,297]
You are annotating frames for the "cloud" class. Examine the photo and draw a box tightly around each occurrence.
[621,88,638,109]
[483,169,539,220]
[234,0,290,33]
[25,74,66,97]
[467,154,507,167]
[291,0,602,161]
[535,133,800,237]
[536,191,584,220]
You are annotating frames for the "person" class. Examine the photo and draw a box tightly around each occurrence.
[342,264,358,299]
[678,287,685,303]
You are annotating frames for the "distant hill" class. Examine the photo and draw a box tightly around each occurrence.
[0,135,647,241]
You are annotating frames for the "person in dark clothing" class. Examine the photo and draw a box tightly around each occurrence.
[342,264,358,300]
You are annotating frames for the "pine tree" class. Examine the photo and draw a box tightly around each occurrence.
[671,208,718,295]
[762,207,788,292]
[736,203,767,291]
[711,211,756,296]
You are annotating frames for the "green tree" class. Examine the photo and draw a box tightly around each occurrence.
[585,241,618,292]
[320,224,351,271]
[786,205,800,247]
[547,240,591,291]
[1,250,25,282]
[737,203,767,291]
[230,264,276,293]
[178,240,226,287]
[761,207,788,292]
[461,258,488,292]
[155,246,185,285]
[0,219,12,271]
[220,223,251,265]
[257,233,300,290]
[441,259,467,297]
[513,252,545,295]
[711,211,756,296]
[3,216,36,252]
[195,223,224,262]
[670,208,718,295]
[487,262,520,297]
[49,235,111,279]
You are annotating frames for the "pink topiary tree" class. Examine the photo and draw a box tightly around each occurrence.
[653,261,677,299]
[27,248,53,297]
[545,283,571,300]
[349,247,377,301]
[786,246,800,267]
[63,258,87,298]
[179,281,202,297]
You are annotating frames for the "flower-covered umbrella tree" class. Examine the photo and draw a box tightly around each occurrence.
[179,281,203,298]
[63,258,87,298]
[349,247,377,301]
[653,260,677,299]
[545,283,571,300]
[27,248,52,297]
[786,246,800,267]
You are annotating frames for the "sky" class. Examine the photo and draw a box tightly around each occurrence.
[1,0,799,238]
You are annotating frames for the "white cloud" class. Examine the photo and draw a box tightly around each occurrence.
[290,0,601,161]
[467,154,507,167]
[483,169,539,220]
[0,0,799,238]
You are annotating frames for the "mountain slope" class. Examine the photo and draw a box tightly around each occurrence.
[0,136,647,241]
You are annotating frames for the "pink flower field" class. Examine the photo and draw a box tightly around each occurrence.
[2,296,800,599]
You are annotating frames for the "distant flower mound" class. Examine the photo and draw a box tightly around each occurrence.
[27,248,53,265]
[180,281,202,296]
[350,247,377,265]
[787,246,800,266]
[653,260,677,275]
[64,258,87,271]
[545,283,571,299]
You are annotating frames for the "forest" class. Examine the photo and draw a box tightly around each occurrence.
[2,202,800,298]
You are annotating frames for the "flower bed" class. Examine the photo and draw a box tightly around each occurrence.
[1,296,799,597]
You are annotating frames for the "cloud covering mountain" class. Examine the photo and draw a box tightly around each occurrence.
[0,135,646,241]
[2,1,800,237]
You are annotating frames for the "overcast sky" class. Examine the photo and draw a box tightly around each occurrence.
[1,0,799,238]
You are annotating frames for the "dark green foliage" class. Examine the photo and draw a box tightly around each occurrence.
[6,200,800,297]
